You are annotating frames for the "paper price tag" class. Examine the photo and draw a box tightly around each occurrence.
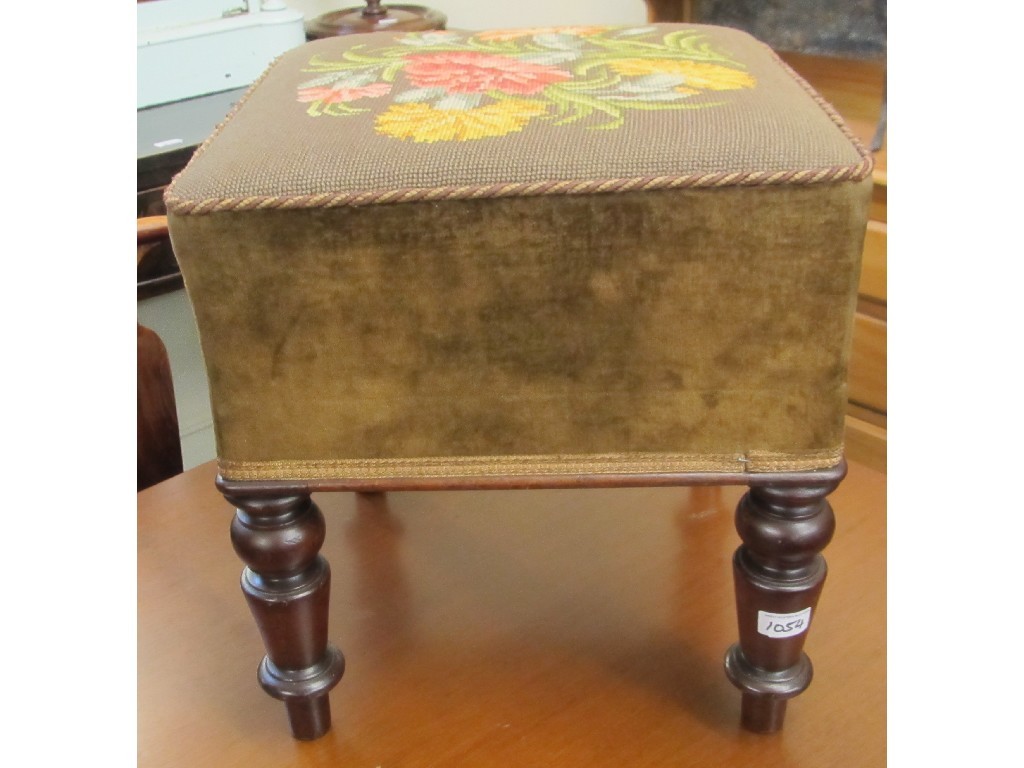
[757,608,812,639]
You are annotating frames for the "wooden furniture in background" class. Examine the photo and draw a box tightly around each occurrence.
[137,190,183,300]
[306,1,447,39]
[138,215,183,490]
[646,0,692,22]
[139,458,885,767]
[138,325,183,490]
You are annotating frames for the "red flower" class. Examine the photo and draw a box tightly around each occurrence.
[402,52,570,95]
[297,83,391,104]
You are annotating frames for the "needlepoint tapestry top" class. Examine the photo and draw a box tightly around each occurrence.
[297,26,758,142]
[166,24,869,212]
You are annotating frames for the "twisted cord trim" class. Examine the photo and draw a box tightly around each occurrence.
[165,38,873,216]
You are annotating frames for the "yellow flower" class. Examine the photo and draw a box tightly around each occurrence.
[375,99,549,142]
[608,59,756,91]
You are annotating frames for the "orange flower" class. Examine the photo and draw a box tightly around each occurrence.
[403,52,570,95]
[477,26,610,42]
[297,83,392,104]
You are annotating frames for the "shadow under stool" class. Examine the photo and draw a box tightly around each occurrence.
[165,23,872,742]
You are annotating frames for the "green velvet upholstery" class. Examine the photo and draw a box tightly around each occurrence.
[166,24,871,482]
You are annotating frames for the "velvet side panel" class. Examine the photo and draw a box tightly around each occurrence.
[168,181,871,475]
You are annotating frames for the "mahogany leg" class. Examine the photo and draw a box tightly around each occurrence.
[226,493,346,740]
[724,480,838,732]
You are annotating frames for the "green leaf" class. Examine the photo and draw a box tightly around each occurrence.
[376,43,469,57]
[303,57,371,73]
[545,87,623,128]
[544,87,591,125]
[380,61,404,82]
[661,30,740,65]
[621,99,727,112]
[595,37,669,53]
[341,47,400,65]
[465,38,522,54]
[561,69,619,91]
[324,102,368,117]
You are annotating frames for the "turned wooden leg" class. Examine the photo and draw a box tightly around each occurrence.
[227,493,346,740]
[724,479,839,733]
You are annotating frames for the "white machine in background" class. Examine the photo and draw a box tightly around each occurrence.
[137,0,306,109]
[138,2,307,471]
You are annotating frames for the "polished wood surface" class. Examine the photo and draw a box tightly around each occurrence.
[139,460,885,766]
[727,481,838,732]
[136,215,169,247]
[137,209,183,300]
[306,3,447,39]
[843,415,886,478]
[228,493,345,739]
[645,0,692,23]
[860,220,887,303]
[849,313,887,414]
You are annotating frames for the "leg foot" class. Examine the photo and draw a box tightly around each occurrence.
[227,493,345,740]
[726,479,839,732]
[285,697,333,741]
[740,695,787,734]
[724,643,811,732]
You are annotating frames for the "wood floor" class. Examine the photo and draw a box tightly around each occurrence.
[138,460,885,767]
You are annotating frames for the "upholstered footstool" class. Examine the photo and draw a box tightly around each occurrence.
[166,23,872,741]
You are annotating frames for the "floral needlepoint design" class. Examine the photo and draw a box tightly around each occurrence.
[607,59,756,92]
[397,30,461,47]
[402,52,571,95]
[296,26,757,141]
[376,99,550,142]
[297,83,392,113]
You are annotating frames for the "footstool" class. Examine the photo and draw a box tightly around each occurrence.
[165,22,872,741]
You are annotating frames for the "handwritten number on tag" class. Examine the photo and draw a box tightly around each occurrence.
[764,617,804,633]
[757,608,812,639]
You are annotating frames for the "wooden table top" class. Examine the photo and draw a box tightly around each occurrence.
[138,459,884,767]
